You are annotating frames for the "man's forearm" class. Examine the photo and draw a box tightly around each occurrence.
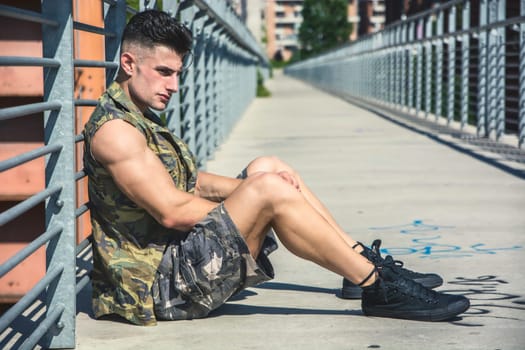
[195,171,242,201]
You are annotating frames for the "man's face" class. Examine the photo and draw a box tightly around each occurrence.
[125,45,183,112]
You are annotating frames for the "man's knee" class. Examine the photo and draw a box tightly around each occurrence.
[246,172,298,201]
[248,155,294,175]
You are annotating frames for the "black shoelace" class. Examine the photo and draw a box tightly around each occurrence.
[368,239,415,274]
[378,256,438,304]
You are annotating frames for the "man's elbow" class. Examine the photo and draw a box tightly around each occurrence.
[158,213,194,232]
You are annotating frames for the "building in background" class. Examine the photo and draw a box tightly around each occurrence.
[234,0,445,63]
[262,0,381,62]
[348,0,359,41]
[264,0,304,61]
[228,0,263,42]
[358,0,386,36]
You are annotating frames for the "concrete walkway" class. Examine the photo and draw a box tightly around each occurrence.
[74,71,525,350]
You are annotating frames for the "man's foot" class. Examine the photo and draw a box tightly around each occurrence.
[361,256,470,321]
[341,239,443,299]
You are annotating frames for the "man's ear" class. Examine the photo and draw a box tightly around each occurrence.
[120,52,135,76]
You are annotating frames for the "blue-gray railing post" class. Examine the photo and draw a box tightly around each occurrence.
[389,28,395,107]
[493,0,506,140]
[416,17,424,116]
[391,29,396,106]
[379,33,387,103]
[520,0,525,148]
[400,22,407,111]
[140,0,158,11]
[447,4,456,125]
[41,0,76,348]
[192,8,208,169]
[216,31,227,146]
[164,0,183,138]
[203,19,217,160]
[180,2,198,155]
[223,40,233,139]
[478,0,489,137]
[104,0,127,87]
[408,20,415,111]
[424,15,432,118]
[434,8,444,121]
[461,1,471,129]
[386,30,393,106]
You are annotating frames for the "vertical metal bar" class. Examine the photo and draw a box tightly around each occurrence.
[518,0,525,148]
[140,0,158,11]
[104,0,127,87]
[384,30,395,105]
[346,55,352,97]
[192,11,208,169]
[359,42,364,98]
[389,29,395,106]
[461,0,471,129]
[205,23,218,160]
[393,30,397,106]
[435,8,444,121]
[396,27,402,108]
[478,0,488,137]
[400,23,407,110]
[387,30,393,106]
[494,0,506,140]
[221,34,230,145]
[486,0,498,139]
[380,39,386,103]
[416,18,423,116]
[367,44,371,99]
[216,32,227,146]
[228,45,237,136]
[180,4,197,153]
[41,0,76,348]
[163,0,183,138]
[424,15,433,118]
[408,20,415,112]
[375,36,381,101]
[447,5,457,125]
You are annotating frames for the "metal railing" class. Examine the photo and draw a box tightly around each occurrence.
[0,0,268,348]
[286,0,525,150]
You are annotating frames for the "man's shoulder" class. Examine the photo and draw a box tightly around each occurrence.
[84,89,133,139]
[91,90,126,123]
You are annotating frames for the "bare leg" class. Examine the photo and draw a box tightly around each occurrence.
[224,171,375,286]
[244,156,363,253]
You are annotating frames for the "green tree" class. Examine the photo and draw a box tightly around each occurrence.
[299,0,352,59]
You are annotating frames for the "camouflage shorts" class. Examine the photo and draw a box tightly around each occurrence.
[152,202,274,321]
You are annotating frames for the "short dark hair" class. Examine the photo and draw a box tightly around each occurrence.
[122,10,192,57]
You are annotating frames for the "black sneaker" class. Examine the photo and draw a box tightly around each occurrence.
[341,239,443,299]
[361,256,470,321]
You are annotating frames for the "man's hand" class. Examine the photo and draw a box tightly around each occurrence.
[195,171,242,202]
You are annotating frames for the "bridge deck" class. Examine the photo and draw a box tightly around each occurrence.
[75,71,525,350]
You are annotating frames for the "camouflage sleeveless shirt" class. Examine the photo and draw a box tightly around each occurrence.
[83,82,197,326]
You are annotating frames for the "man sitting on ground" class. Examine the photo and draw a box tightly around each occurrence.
[83,9,470,326]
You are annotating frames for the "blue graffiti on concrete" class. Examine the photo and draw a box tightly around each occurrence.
[367,220,522,259]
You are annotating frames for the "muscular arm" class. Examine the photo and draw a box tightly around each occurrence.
[91,119,217,231]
